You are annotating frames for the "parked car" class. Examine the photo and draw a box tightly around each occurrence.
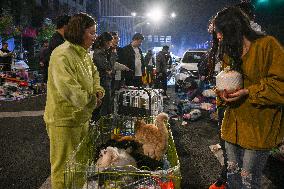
[176,50,207,78]
[174,50,221,92]
[174,50,206,91]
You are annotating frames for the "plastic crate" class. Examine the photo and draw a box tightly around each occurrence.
[64,115,181,189]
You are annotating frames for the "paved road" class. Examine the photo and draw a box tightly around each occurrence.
[0,95,49,189]
[0,90,222,189]
[0,90,282,189]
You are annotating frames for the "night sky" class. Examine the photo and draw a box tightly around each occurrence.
[121,0,239,47]
[120,0,284,54]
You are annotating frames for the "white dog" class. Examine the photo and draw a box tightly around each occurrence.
[95,146,137,172]
[82,147,137,189]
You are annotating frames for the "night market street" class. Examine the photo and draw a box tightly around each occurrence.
[1,88,283,189]
[1,0,284,189]
[0,89,223,189]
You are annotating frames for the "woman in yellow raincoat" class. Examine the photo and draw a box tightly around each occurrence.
[213,7,284,188]
[44,13,104,189]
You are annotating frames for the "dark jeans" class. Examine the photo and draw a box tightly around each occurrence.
[156,73,167,95]
[146,65,154,87]
[100,85,112,116]
[112,80,122,92]
[42,66,48,83]
[92,80,112,121]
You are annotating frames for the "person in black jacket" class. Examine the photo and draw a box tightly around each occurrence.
[156,45,172,96]
[43,14,70,82]
[121,33,145,87]
[39,40,49,83]
[0,42,13,71]
[109,31,124,92]
[92,32,114,117]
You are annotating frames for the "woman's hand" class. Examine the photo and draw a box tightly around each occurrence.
[106,70,112,75]
[123,65,130,71]
[96,91,104,99]
[95,91,103,107]
[219,88,249,102]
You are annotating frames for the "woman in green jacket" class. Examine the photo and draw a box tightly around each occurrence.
[213,7,284,188]
[44,13,104,189]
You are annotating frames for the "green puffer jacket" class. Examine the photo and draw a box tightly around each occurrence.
[44,41,104,127]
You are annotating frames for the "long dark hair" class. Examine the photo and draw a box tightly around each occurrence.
[213,7,265,71]
[207,31,219,80]
[93,32,113,49]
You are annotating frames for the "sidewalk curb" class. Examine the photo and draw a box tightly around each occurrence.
[0,110,44,118]
[39,176,51,189]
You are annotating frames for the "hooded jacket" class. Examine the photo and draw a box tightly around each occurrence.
[44,41,104,127]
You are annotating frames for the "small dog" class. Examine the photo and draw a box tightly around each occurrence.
[95,146,137,172]
[83,147,137,189]
[134,112,169,160]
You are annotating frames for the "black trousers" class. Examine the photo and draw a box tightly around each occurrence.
[156,73,167,95]
[92,80,112,121]
[146,66,154,87]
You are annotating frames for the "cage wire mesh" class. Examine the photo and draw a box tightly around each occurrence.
[64,115,181,189]
[114,87,164,116]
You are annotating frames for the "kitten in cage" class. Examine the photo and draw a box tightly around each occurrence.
[134,112,169,161]
[117,112,169,161]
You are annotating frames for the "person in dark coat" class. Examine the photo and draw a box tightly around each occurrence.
[121,33,145,87]
[0,42,13,71]
[39,40,49,83]
[109,31,124,92]
[92,32,114,118]
[156,45,171,96]
[144,49,155,87]
[43,14,70,82]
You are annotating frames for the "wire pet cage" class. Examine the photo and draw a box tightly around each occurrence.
[114,87,164,116]
[64,115,181,189]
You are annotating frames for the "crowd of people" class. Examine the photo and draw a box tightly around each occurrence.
[36,1,284,189]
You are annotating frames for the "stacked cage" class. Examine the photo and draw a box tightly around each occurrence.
[64,115,181,189]
[114,87,164,116]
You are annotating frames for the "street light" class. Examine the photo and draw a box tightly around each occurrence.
[146,8,164,22]
[131,12,137,17]
[146,8,176,23]
[170,12,176,18]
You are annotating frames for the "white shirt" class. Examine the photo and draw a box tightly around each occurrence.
[148,57,153,66]
[133,47,142,76]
